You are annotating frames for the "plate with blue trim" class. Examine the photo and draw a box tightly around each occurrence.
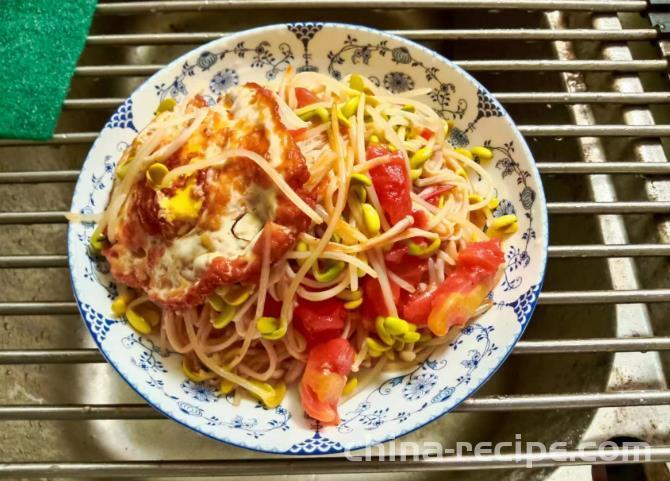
[68,23,548,455]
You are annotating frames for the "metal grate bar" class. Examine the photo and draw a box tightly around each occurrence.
[3,447,670,477]
[5,125,670,147]
[4,290,670,316]
[61,93,670,111]
[63,98,124,110]
[0,256,69,268]
[3,338,670,366]
[422,61,670,73]
[69,60,668,77]
[515,337,670,353]
[497,92,670,104]
[0,171,80,184]
[538,162,670,174]
[86,29,658,45]
[547,201,670,214]
[548,244,670,258]
[3,203,666,225]
[0,212,70,224]
[0,350,103,364]
[4,245,670,269]
[71,60,668,78]
[57,390,670,412]
[0,133,97,146]
[3,163,670,185]
[70,64,200,76]
[521,125,670,136]
[0,302,79,315]
[94,1,647,14]
[539,290,670,304]
[1,390,669,421]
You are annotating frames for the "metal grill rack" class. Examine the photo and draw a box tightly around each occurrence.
[3,0,670,479]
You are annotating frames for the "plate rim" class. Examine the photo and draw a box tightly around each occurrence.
[67,21,549,455]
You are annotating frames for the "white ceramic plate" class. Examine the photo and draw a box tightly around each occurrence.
[68,23,548,455]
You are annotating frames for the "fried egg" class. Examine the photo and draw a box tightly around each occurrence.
[103,83,314,308]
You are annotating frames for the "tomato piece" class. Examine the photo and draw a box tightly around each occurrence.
[295,87,319,108]
[457,239,505,273]
[263,296,282,318]
[384,244,408,264]
[428,267,493,336]
[366,144,390,160]
[307,337,356,375]
[360,275,400,321]
[384,244,428,287]
[401,286,435,325]
[427,241,505,336]
[422,185,455,205]
[411,209,429,229]
[293,297,346,347]
[367,146,412,224]
[433,265,493,298]
[420,127,434,140]
[392,255,427,286]
[300,338,355,424]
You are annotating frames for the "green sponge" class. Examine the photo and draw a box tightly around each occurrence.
[0,0,97,140]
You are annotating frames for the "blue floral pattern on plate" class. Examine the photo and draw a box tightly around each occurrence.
[209,68,240,95]
[67,23,547,455]
[104,98,137,132]
[337,323,498,433]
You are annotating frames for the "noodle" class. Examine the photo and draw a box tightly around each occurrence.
[368,248,398,317]
[285,250,377,278]
[279,103,353,324]
[333,216,414,254]
[352,154,392,173]
[91,71,505,421]
[183,310,273,402]
[233,293,259,337]
[204,330,241,354]
[349,263,358,293]
[388,271,415,293]
[164,311,192,354]
[297,275,349,301]
[237,340,277,381]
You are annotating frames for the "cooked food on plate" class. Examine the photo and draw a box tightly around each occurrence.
[83,70,514,425]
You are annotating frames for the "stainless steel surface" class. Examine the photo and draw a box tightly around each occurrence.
[86,29,660,44]
[11,124,670,147]
[11,125,670,145]
[0,255,69,268]
[94,1,648,14]
[3,201,670,223]
[70,60,670,76]
[3,1,670,480]
[5,162,670,184]
[3,446,670,477]
[5,336,670,366]
[6,390,670,421]
[60,92,670,108]
[538,162,670,173]
[8,244,670,264]
[0,171,80,183]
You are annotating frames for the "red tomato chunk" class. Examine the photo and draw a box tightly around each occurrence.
[300,338,355,424]
[367,145,412,225]
[293,297,346,347]
[295,87,319,108]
